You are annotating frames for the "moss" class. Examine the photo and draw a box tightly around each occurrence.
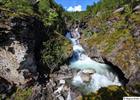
[87,28,132,54]
[11,87,32,100]
[130,13,140,25]
[104,29,131,53]
[97,86,130,100]
[82,86,132,100]
[38,0,50,14]
[88,17,101,27]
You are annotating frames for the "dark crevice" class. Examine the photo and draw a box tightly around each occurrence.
[0,77,16,98]
[103,58,129,86]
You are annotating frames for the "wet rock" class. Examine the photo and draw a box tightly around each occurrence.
[82,69,95,74]
[80,73,91,83]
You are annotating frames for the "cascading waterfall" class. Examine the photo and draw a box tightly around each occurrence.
[66,32,122,94]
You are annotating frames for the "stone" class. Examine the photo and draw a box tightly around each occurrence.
[113,7,124,13]
[131,25,140,37]
[58,95,65,100]
[0,40,37,85]
[82,69,95,74]
[87,46,104,63]
[59,80,65,85]
[133,5,140,11]
[80,73,91,83]
[0,16,37,86]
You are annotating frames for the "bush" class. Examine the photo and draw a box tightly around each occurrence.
[12,87,32,100]
[38,0,50,14]
[41,33,71,72]
[4,0,33,14]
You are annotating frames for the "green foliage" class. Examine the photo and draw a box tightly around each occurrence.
[64,10,89,27]
[41,33,70,72]
[1,0,68,72]
[38,0,65,28]
[81,29,93,38]
[37,0,69,71]
[82,86,132,100]
[87,27,132,53]
[0,0,7,5]
[4,0,33,14]
[41,9,58,26]
[12,87,32,100]
[94,86,131,100]
[38,0,50,14]
[86,0,125,15]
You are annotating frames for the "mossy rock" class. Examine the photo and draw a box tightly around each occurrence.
[82,86,132,100]
[10,87,32,100]
[87,28,132,53]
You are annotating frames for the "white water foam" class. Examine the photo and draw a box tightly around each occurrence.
[66,32,121,93]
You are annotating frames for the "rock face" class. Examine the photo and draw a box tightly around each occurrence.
[0,40,36,85]
[0,12,39,85]
[86,10,140,94]
[0,8,72,87]
[89,35,140,94]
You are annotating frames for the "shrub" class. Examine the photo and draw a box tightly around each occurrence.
[4,0,33,14]
[41,33,71,72]
[12,87,32,100]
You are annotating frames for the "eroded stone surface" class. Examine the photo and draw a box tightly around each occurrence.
[0,40,37,85]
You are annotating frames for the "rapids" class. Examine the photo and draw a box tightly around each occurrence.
[65,31,121,94]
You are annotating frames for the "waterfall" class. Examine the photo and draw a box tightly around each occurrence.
[65,31,122,94]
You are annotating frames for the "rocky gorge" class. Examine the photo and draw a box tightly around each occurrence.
[0,0,140,100]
